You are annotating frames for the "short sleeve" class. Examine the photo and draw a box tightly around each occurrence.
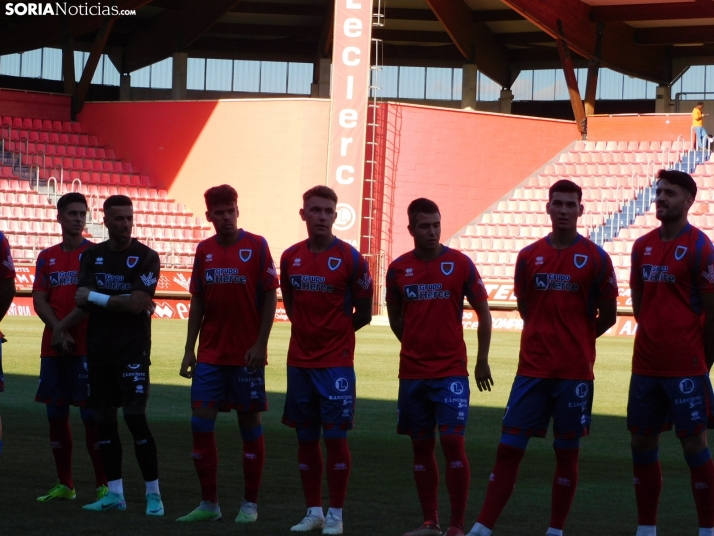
[33,250,49,292]
[385,264,400,304]
[77,247,95,288]
[513,249,528,299]
[132,250,160,296]
[260,238,279,292]
[630,240,643,291]
[349,251,373,299]
[463,256,488,304]
[189,248,203,295]
[0,234,15,280]
[596,250,619,300]
[695,235,714,294]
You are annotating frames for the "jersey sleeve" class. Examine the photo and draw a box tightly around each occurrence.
[385,263,401,304]
[77,247,95,288]
[349,250,373,299]
[259,238,280,292]
[596,249,619,300]
[132,250,161,296]
[513,248,529,299]
[695,234,714,293]
[463,256,488,304]
[189,247,203,295]
[279,250,292,301]
[630,239,644,291]
[33,250,49,292]
[0,234,15,280]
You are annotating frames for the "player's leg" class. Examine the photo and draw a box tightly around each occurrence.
[231,365,268,523]
[628,374,670,536]
[282,366,325,532]
[468,376,550,536]
[398,379,441,536]
[547,379,594,536]
[317,367,357,536]
[35,357,76,501]
[433,377,471,536]
[667,375,714,535]
[177,363,224,522]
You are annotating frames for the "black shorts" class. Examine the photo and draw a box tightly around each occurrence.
[87,349,151,409]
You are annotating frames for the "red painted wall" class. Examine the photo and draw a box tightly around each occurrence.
[380,103,579,260]
[587,114,692,142]
[0,88,70,121]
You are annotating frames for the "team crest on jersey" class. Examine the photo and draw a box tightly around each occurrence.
[328,257,342,271]
[675,246,688,261]
[573,254,588,269]
[127,256,139,268]
[239,249,252,262]
[441,262,455,276]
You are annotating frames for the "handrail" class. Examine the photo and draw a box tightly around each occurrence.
[675,135,685,161]
[49,165,63,194]
[1,125,10,143]
[89,193,100,224]
[19,136,29,168]
[71,177,82,193]
[46,177,58,205]
[29,164,40,188]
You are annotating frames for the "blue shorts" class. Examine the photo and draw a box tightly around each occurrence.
[191,362,267,412]
[627,373,714,438]
[502,376,594,440]
[282,366,356,431]
[35,356,90,406]
[397,377,470,438]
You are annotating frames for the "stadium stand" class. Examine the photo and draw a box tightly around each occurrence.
[449,139,710,281]
[0,115,212,268]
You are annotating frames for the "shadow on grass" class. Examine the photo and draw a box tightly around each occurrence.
[0,373,703,536]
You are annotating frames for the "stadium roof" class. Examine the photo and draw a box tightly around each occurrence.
[0,0,713,88]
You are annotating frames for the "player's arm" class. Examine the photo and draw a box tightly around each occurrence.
[469,298,493,392]
[76,287,153,315]
[244,289,278,368]
[386,300,403,342]
[33,290,61,330]
[52,307,89,355]
[0,277,15,322]
[180,293,204,379]
[595,297,617,338]
[702,292,714,370]
[352,297,372,332]
[631,287,643,320]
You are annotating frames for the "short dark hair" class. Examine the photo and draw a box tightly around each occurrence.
[407,198,440,226]
[549,179,582,202]
[57,192,87,213]
[303,185,337,205]
[656,169,697,198]
[204,184,238,210]
[103,194,132,212]
[697,101,704,106]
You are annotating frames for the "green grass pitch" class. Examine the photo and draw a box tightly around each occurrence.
[0,317,705,535]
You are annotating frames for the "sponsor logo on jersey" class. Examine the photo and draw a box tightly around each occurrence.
[267,261,277,278]
[205,268,247,285]
[703,264,714,284]
[574,254,588,269]
[441,261,455,276]
[445,397,468,408]
[403,283,451,301]
[140,272,157,287]
[356,270,372,290]
[127,256,139,268]
[243,367,257,375]
[95,257,103,265]
[534,273,579,291]
[290,274,334,292]
[679,378,696,395]
[334,377,350,392]
[293,258,301,267]
[239,249,252,262]
[449,381,464,395]
[126,363,142,370]
[49,270,79,287]
[574,382,589,399]
[49,258,56,266]
[641,264,675,283]
[3,254,14,271]
[328,257,342,271]
[675,246,688,261]
[535,256,544,265]
[206,253,213,262]
[405,268,413,277]
[644,246,652,256]
[95,273,132,291]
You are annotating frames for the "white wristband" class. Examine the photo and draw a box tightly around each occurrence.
[88,291,110,308]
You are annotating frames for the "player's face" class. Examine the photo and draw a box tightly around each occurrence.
[57,202,87,238]
[546,192,582,231]
[103,205,133,245]
[206,202,238,237]
[408,212,441,251]
[300,196,337,239]
[654,179,693,223]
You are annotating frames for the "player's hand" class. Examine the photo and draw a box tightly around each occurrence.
[475,361,494,392]
[75,288,90,308]
[244,343,267,369]
[52,329,75,355]
[180,350,197,379]
[145,300,156,316]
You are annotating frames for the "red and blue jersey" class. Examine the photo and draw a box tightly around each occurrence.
[514,234,618,380]
[0,232,14,281]
[190,231,279,366]
[386,247,488,379]
[630,224,714,377]
[33,240,92,357]
[280,238,373,368]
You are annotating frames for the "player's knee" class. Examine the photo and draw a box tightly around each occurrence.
[323,428,347,440]
[553,437,580,450]
[500,433,529,450]
[681,433,709,458]
[95,408,118,425]
[631,433,659,452]
[237,410,261,430]
[631,447,659,465]
[239,424,263,442]
[191,416,216,433]
[296,426,321,443]
[79,406,96,421]
[46,404,70,420]
[123,412,152,440]
[192,407,218,421]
